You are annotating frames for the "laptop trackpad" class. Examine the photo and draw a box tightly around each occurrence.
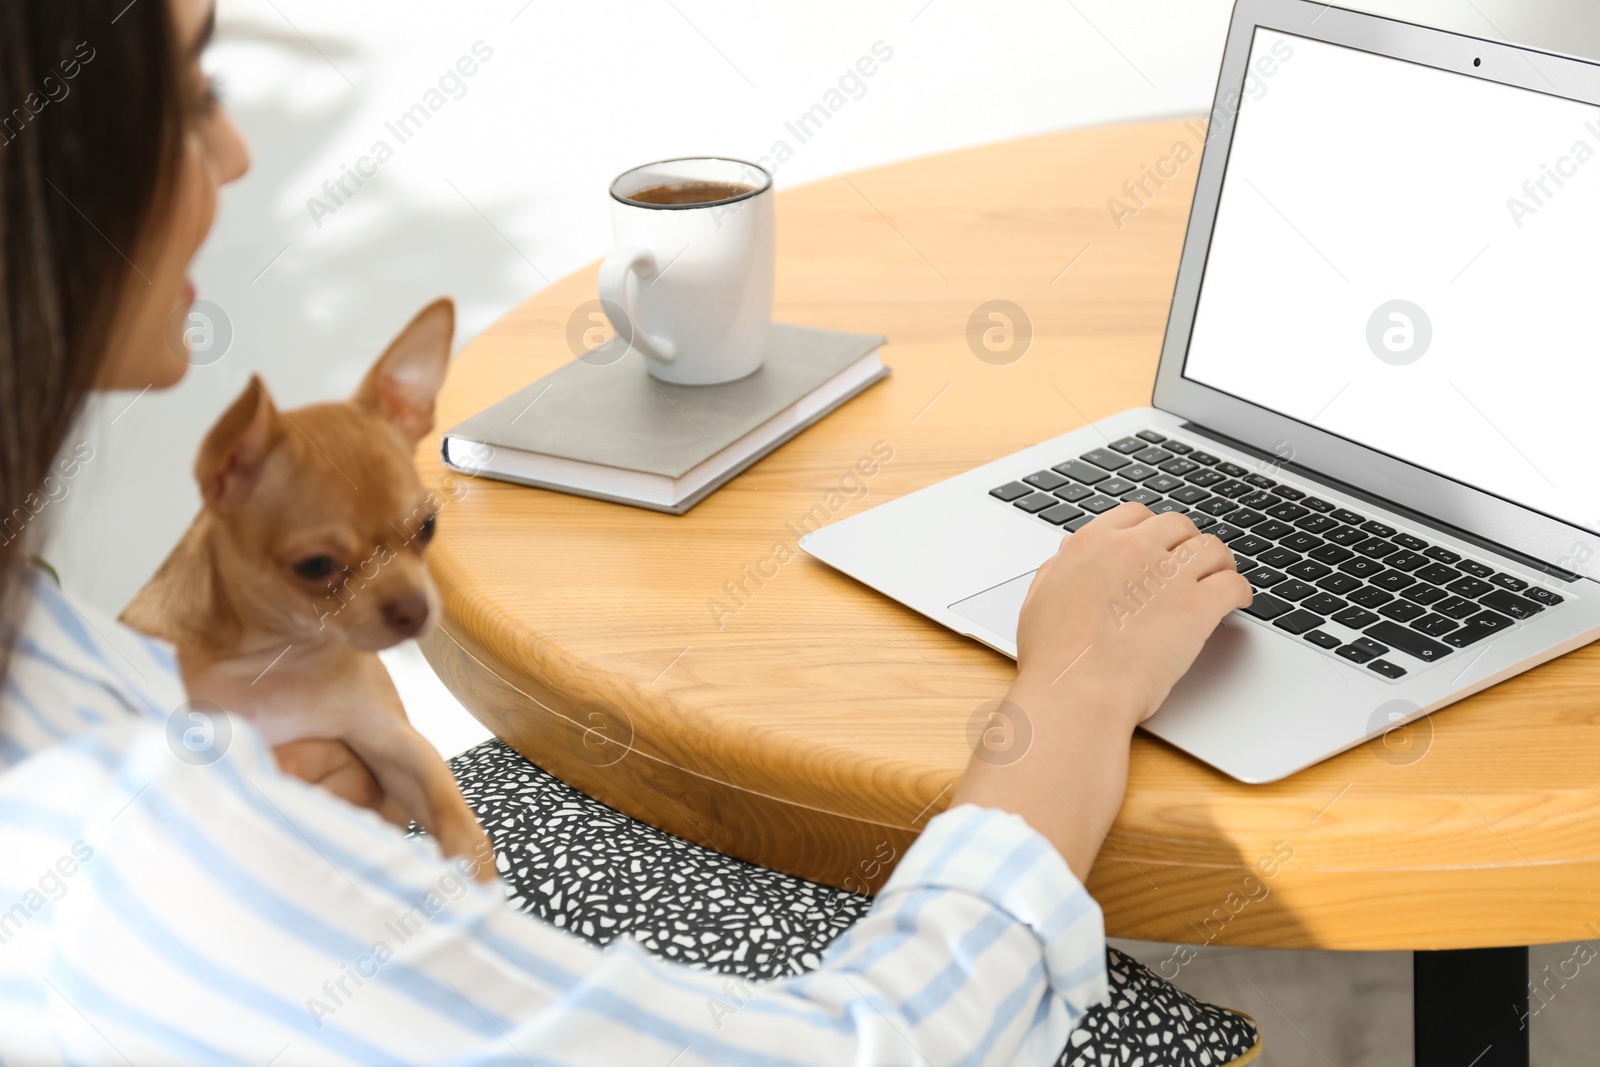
[949,570,1036,645]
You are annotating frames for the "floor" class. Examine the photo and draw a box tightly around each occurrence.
[41,1,1600,1060]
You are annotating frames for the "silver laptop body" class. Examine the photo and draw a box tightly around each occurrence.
[801,0,1600,783]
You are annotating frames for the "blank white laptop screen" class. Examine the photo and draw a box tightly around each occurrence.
[1184,28,1600,537]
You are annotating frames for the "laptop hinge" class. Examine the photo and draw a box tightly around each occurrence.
[1178,421,1586,584]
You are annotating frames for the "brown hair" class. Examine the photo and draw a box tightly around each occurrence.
[0,0,184,666]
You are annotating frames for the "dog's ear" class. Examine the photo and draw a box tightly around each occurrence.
[354,298,454,444]
[195,377,286,510]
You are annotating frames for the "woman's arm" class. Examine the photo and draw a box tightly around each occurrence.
[953,503,1251,880]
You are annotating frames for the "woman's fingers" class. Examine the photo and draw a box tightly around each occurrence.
[1095,501,1156,529]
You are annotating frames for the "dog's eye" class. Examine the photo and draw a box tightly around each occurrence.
[416,515,436,544]
[293,555,337,581]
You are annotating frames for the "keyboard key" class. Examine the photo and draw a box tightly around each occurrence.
[1367,659,1407,679]
[1097,477,1138,496]
[1136,429,1167,443]
[1480,589,1543,619]
[1079,494,1122,514]
[1488,573,1528,592]
[1326,526,1368,546]
[1337,643,1379,665]
[1038,502,1086,525]
[1456,559,1495,579]
[1053,459,1109,484]
[1318,574,1363,596]
[1233,554,1258,574]
[1188,450,1219,466]
[1295,514,1340,534]
[1120,463,1160,482]
[1232,535,1273,555]
[1348,585,1393,607]
[1365,621,1450,662]
[1163,440,1194,454]
[991,482,1033,501]
[1275,486,1307,502]
[1144,475,1184,493]
[1266,503,1310,522]
[1274,609,1325,635]
[1280,532,1323,553]
[1360,520,1397,537]
[1302,497,1336,513]
[1014,492,1059,513]
[1120,488,1163,505]
[1340,557,1385,579]
[1435,596,1480,620]
[1186,469,1227,488]
[1196,497,1240,516]
[1023,470,1070,491]
[1249,567,1288,588]
[1304,629,1341,650]
[1148,500,1190,515]
[1083,448,1132,471]
[1159,458,1199,477]
[1242,473,1277,490]
[1413,614,1460,637]
[1355,538,1400,559]
[1053,483,1094,503]
[1228,508,1267,528]
[1253,520,1297,541]
[1258,547,1302,568]
[1415,563,1460,586]
[1385,551,1429,572]
[1274,580,1317,602]
[1392,533,1427,551]
[1302,593,1347,615]
[1169,486,1212,505]
[1191,515,1219,532]
[1524,586,1565,607]
[1109,436,1146,454]
[1133,447,1173,465]
[1238,490,1280,510]
[1211,523,1248,543]
[1211,480,1253,499]
[1215,461,1248,478]
[1331,508,1366,525]
[1370,570,1415,593]
[1242,592,1293,620]
[1063,514,1095,532]
[1332,605,1379,629]
[1401,584,1447,606]
[1446,576,1495,599]
[1422,546,1461,564]
[1378,600,1426,623]
[1289,560,1334,581]
[1441,610,1515,648]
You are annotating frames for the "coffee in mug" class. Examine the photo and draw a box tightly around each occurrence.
[598,157,774,385]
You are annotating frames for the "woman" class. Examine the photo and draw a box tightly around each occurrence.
[0,1,1262,1063]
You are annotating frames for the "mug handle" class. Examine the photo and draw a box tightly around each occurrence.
[596,247,677,364]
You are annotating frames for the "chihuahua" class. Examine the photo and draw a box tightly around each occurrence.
[123,299,495,880]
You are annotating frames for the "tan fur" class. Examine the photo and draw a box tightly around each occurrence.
[123,299,495,881]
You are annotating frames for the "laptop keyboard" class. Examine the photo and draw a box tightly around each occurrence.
[988,428,1568,681]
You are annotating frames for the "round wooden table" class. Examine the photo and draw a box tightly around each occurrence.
[417,120,1600,971]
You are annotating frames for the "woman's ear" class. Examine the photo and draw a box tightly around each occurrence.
[353,298,454,444]
[195,376,285,510]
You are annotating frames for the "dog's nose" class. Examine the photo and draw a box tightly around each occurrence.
[382,593,430,636]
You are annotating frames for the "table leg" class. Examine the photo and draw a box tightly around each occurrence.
[1413,947,1528,1067]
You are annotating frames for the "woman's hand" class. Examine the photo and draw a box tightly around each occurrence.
[952,503,1250,879]
[273,738,410,828]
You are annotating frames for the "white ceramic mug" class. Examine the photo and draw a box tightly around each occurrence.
[598,157,774,385]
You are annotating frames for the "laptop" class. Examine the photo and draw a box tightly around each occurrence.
[800,0,1600,783]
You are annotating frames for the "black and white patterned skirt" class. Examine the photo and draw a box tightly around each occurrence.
[441,740,1262,1066]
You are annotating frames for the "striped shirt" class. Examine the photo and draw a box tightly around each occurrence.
[0,576,1106,1065]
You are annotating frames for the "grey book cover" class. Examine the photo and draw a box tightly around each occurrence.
[441,322,889,513]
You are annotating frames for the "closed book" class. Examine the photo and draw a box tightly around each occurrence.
[440,323,889,514]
